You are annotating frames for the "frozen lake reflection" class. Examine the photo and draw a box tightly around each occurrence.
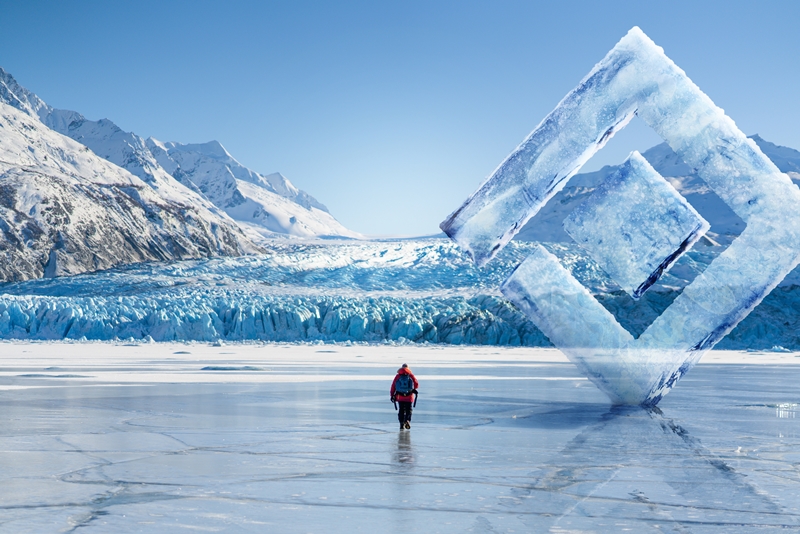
[0,344,798,532]
[519,406,796,531]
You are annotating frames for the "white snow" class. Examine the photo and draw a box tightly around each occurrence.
[0,66,358,251]
[147,138,359,238]
[0,102,253,280]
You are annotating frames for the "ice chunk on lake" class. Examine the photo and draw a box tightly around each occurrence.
[445,26,800,405]
[501,235,800,405]
[501,246,658,405]
[563,151,709,299]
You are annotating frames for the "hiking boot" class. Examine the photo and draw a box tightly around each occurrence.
[404,421,411,429]
[400,423,405,430]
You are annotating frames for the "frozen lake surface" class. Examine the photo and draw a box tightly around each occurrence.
[1,343,799,532]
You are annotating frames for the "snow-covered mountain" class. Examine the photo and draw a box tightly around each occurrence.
[0,67,358,243]
[146,139,359,239]
[516,135,800,245]
[0,100,255,281]
[3,64,800,349]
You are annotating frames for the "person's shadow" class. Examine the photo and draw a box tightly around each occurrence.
[508,406,796,530]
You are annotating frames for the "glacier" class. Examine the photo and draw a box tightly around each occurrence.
[3,38,800,359]
[0,238,799,351]
[0,239,546,345]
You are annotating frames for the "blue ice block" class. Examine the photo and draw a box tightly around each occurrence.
[563,151,709,299]
[440,26,800,267]
[503,214,800,405]
[445,26,800,405]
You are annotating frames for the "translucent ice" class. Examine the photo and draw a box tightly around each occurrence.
[563,151,709,299]
[444,27,800,405]
[440,27,800,266]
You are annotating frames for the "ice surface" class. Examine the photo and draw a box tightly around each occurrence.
[1,343,799,531]
[444,27,800,405]
[563,151,709,299]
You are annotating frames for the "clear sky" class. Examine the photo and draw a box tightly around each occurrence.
[1,1,799,236]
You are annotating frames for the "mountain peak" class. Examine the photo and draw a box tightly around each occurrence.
[0,67,51,121]
[0,66,356,246]
[172,140,232,159]
[748,134,800,174]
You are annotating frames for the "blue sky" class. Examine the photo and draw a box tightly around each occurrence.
[1,1,799,236]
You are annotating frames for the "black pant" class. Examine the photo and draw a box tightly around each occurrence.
[398,401,413,424]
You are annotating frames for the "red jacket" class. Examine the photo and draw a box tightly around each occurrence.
[390,367,418,403]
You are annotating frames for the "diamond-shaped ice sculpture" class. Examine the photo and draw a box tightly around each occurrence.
[441,27,800,405]
[563,151,709,300]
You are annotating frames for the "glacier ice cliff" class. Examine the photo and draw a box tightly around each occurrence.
[0,238,798,350]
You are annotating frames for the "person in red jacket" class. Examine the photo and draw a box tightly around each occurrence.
[390,364,419,430]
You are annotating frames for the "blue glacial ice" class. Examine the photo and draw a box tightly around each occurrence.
[0,240,547,346]
[0,239,798,351]
[444,27,800,404]
[563,151,709,299]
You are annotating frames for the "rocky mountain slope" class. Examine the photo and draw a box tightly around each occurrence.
[0,101,254,281]
[0,67,358,241]
[146,139,358,239]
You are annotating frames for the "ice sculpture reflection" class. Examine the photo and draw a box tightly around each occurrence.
[441,27,800,405]
[513,406,790,530]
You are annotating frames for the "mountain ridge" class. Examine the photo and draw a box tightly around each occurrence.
[516,135,800,244]
[0,67,358,241]
[0,100,254,281]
